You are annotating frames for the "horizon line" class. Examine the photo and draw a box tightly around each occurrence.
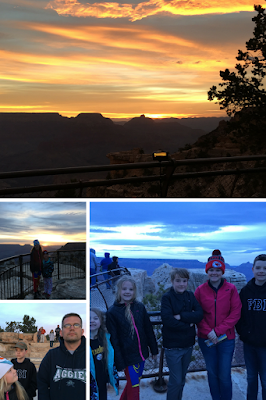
[0,111,228,120]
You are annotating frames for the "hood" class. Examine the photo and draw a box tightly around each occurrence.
[90,248,96,254]
[246,277,266,293]
[59,335,86,355]
[11,357,31,365]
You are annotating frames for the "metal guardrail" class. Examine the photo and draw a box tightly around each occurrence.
[90,277,245,390]
[90,268,131,309]
[0,154,266,197]
[0,249,86,299]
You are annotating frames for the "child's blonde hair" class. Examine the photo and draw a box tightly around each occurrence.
[0,376,28,400]
[115,275,137,337]
[90,308,109,367]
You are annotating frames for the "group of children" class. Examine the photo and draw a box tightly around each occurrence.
[0,341,37,400]
[30,240,54,299]
[90,250,266,400]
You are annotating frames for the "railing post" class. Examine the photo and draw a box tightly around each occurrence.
[161,159,176,197]
[79,180,83,197]
[152,348,167,392]
[57,251,60,280]
[19,255,23,299]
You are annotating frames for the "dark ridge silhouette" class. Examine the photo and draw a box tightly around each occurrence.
[0,243,75,261]
[59,242,86,251]
[0,244,32,260]
[0,112,226,188]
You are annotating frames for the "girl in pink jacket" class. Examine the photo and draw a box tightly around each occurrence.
[195,250,242,400]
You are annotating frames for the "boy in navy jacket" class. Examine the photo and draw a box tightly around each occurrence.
[236,254,266,400]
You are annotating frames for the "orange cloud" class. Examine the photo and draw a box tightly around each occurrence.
[46,0,255,21]
[24,22,225,67]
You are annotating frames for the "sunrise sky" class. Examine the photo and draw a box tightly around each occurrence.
[90,201,266,265]
[1,0,258,119]
[0,202,86,245]
[0,302,87,335]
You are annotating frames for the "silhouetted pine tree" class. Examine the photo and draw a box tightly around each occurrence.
[208,3,266,118]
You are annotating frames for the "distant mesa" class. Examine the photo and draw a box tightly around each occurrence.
[124,114,155,128]
[59,242,86,251]
[75,113,114,127]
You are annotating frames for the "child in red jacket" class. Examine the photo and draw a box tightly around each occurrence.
[195,250,242,400]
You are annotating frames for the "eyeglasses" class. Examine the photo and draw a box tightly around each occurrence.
[63,323,81,329]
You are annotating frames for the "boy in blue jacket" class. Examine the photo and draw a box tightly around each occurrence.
[42,250,54,299]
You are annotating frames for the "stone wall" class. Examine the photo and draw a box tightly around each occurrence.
[0,332,59,366]
[0,331,39,359]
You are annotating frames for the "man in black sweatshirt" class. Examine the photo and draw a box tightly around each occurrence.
[37,313,86,400]
[11,341,37,400]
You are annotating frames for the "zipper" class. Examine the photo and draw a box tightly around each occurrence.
[214,292,217,327]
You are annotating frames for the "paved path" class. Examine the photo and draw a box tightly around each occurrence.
[107,367,263,400]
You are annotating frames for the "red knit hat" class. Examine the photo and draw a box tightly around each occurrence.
[205,249,225,274]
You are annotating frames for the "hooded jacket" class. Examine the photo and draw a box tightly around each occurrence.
[4,385,20,400]
[161,287,203,348]
[106,300,158,371]
[42,258,54,278]
[90,332,119,399]
[37,336,86,400]
[90,249,99,272]
[100,253,112,271]
[30,247,42,273]
[236,278,266,347]
[195,279,242,339]
[11,357,37,400]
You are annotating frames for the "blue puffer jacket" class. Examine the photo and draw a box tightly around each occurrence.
[90,332,119,400]
[42,258,54,278]
[100,253,112,271]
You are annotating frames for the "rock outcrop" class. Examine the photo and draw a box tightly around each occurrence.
[90,264,247,310]
[134,264,246,298]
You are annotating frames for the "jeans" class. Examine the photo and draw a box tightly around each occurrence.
[43,277,53,295]
[198,337,235,400]
[244,342,266,400]
[165,347,193,400]
[102,270,111,289]
[90,268,96,286]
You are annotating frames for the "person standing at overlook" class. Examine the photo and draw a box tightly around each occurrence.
[195,249,242,400]
[106,275,158,400]
[90,248,99,287]
[161,268,203,400]
[100,253,112,289]
[38,313,86,400]
[236,254,266,400]
[30,239,43,299]
[42,250,54,299]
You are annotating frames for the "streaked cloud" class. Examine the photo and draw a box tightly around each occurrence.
[46,0,254,22]
[0,0,257,117]
[90,202,266,264]
[0,202,86,245]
